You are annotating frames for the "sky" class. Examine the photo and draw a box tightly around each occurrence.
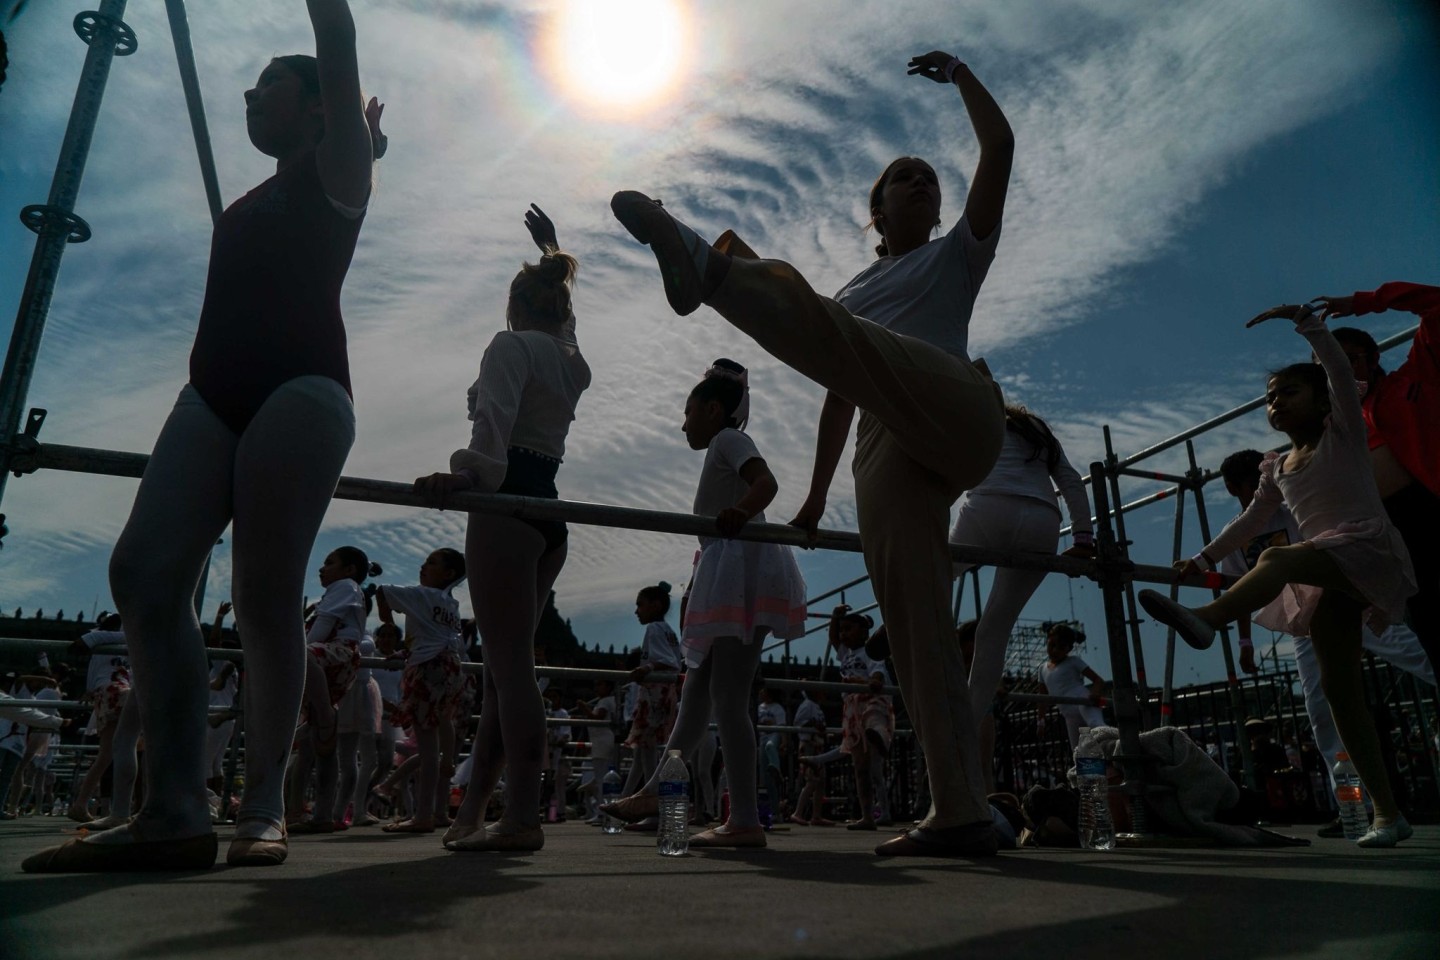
[1,0,1437,689]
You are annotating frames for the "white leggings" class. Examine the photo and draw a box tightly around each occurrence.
[109,377,354,831]
[643,635,764,828]
[1294,622,1435,792]
[952,493,1062,727]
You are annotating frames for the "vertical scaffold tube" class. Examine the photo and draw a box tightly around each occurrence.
[0,0,133,508]
[1185,440,1257,790]
[163,0,223,224]
[1104,426,1151,725]
[1159,484,1188,726]
[1089,461,1150,836]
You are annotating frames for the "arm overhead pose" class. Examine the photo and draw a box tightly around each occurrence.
[1308,283,1439,677]
[611,50,1013,858]
[23,1,384,875]
[1140,304,1417,849]
[414,205,592,853]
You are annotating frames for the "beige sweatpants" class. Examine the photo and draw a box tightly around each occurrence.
[709,252,1004,828]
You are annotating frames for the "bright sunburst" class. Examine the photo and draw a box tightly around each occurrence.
[544,0,692,117]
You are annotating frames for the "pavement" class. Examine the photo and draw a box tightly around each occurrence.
[1,818,1437,960]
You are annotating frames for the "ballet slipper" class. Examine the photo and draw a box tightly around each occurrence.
[610,191,723,316]
[1138,590,1216,650]
[446,824,544,853]
[227,820,288,867]
[65,806,94,824]
[787,815,812,827]
[599,792,659,823]
[845,819,878,832]
[441,822,481,845]
[623,817,659,833]
[688,825,767,849]
[351,814,382,828]
[1356,816,1413,848]
[810,817,837,827]
[85,813,134,832]
[382,818,435,834]
[23,825,217,873]
[874,821,999,858]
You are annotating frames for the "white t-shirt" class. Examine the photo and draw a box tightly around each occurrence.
[693,428,765,545]
[838,645,890,686]
[311,579,367,645]
[81,630,129,693]
[794,696,825,747]
[547,706,571,746]
[961,428,1092,533]
[450,329,593,491]
[1039,654,1091,700]
[208,661,238,709]
[589,694,617,753]
[380,584,462,665]
[756,701,787,728]
[640,621,682,672]
[833,215,1000,361]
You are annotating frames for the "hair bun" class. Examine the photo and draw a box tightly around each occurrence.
[710,358,745,375]
[535,250,579,286]
[657,581,672,595]
[368,561,383,578]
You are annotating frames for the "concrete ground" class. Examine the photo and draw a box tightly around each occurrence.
[1,819,1437,960]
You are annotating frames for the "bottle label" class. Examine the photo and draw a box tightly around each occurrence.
[658,782,687,799]
[1076,757,1107,777]
[1334,785,1363,804]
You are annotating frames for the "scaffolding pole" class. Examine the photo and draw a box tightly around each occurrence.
[0,0,134,509]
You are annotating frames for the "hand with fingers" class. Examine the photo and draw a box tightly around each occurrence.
[1312,294,1355,318]
[788,497,825,547]
[1172,558,1202,582]
[413,471,473,510]
[907,50,964,84]
[365,97,387,159]
[524,204,559,253]
[715,506,750,539]
[1246,302,1317,329]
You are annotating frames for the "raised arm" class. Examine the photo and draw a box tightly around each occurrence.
[909,52,1014,241]
[307,0,373,208]
[789,391,856,540]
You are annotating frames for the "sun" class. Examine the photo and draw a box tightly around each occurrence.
[544,0,692,116]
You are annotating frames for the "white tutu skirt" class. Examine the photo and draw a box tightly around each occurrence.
[337,676,381,735]
[682,539,807,668]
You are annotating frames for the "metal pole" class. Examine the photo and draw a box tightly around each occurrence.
[1159,484,1186,726]
[1104,426,1150,724]
[1088,460,1149,836]
[163,0,223,224]
[0,1,135,509]
[1185,440,1257,790]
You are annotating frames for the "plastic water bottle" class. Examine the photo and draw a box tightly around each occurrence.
[601,766,624,835]
[1332,752,1368,841]
[1075,728,1115,851]
[656,749,690,856]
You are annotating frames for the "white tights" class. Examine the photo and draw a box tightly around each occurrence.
[953,493,1061,726]
[108,378,354,839]
[642,636,764,828]
[453,515,568,830]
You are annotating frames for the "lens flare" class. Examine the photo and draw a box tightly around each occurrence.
[543,0,692,117]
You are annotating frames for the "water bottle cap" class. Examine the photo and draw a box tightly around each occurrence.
[608,765,617,772]
[667,749,682,758]
[1335,752,1349,761]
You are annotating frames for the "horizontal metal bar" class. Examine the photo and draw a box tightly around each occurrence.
[8,442,1210,586]
[804,575,872,606]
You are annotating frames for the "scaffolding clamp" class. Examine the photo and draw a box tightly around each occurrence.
[20,205,92,244]
[73,11,138,56]
[8,409,47,478]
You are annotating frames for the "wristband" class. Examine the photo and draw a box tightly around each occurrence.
[1193,551,1215,572]
[942,57,964,83]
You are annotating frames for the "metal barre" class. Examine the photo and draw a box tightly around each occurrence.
[10,442,1223,588]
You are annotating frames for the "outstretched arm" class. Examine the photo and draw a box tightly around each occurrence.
[909,52,1014,241]
[307,0,373,208]
[789,391,856,540]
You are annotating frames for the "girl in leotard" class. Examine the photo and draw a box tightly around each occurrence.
[415,206,591,853]
[376,548,466,834]
[1140,303,1417,848]
[23,0,383,873]
[612,49,1012,857]
[603,362,807,848]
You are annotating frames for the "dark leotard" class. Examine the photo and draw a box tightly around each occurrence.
[498,447,567,555]
[188,152,364,435]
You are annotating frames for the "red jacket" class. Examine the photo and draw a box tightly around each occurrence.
[1352,282,1440,497]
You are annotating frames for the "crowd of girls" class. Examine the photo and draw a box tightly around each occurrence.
[15,0,1428,873]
